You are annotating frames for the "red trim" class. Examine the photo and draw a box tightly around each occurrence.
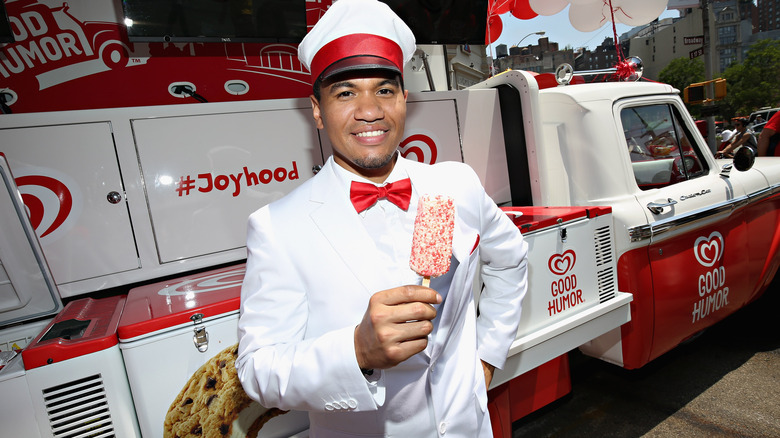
[470,234,480,254]
[310,33,403,81]
[501,206,612,233]
[22,296,126,370]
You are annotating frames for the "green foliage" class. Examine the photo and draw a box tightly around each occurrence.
[658,57,705,118]
[658,57,705,92]
[657,40,780,122]
[722,39,780,120]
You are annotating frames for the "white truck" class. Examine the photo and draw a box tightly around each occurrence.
[2,58,779,437]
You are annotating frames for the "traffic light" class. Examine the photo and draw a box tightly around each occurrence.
[684,82,706,104]
[714,78,727,100]
[683,78,727,104]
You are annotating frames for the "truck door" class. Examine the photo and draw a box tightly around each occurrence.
[618,101,751,362]
[1,123,139,291]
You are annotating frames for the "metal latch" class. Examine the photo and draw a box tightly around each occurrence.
[557,218,567,243]
[191,313,209,353]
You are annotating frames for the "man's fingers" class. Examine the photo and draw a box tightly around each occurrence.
[373,285,442,307]
[394,319,434,339]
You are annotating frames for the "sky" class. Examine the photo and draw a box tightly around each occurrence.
[486,6,681,57]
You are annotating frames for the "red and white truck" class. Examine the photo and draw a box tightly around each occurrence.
[1,1,779,438]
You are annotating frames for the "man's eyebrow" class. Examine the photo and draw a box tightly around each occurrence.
[328,80,357,91]
[328,77,401,91]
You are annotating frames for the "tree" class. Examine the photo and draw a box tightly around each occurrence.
[658,57,705,93]
[722,39,780,120]
[658,57,705,118]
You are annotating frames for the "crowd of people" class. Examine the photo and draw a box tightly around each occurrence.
[716,109,780,158]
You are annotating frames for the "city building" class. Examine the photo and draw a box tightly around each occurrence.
[492,37,575,75]
[756,0,780,32]
[574,37,631,73]
[468,1,778,89]
[629,0,759,79]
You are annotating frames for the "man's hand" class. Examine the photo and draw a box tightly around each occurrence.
[481,360,495,389]
[354,285,441,370]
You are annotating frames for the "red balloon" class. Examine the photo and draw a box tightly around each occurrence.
[485,15,503,45]
[511,0,538,20]
[491,0,515,16]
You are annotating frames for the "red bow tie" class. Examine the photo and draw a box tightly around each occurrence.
[350,178,412,213]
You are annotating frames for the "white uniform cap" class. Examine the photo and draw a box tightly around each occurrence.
[298,0,416,85]
[720,130,734,142]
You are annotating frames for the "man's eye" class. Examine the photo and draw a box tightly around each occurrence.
[378,88,395,95]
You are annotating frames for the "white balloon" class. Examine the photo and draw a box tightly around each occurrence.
[529,0,569,16]
[614,0,668,26]
[569,1,610,32]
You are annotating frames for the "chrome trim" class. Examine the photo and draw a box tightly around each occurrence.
[647,198,677,215]
[628,184,780,243]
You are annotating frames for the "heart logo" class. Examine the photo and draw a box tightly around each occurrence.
[694,231,724,267]
[548,250,576,276]
[399,133,438,164]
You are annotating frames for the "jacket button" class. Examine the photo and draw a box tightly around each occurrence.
[439,422,446,434]
[325,403,334,411]
[347,399,358,409]
[338,401,349,409]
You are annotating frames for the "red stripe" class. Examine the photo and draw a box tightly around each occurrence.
[310,33,403,81]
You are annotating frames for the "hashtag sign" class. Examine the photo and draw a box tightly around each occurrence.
[176,176,196,196]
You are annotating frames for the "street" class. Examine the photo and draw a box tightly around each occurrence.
[513,277,780,438]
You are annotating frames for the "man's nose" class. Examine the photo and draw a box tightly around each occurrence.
[354,94,384,121]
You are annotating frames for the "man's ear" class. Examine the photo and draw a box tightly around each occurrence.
[310,95,324,130]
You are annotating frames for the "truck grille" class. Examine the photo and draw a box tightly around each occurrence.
[42,374,116,438]
[594,225,616,303]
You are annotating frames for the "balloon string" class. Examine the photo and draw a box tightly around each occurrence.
[606,0,624,64]
[606,0,639,81]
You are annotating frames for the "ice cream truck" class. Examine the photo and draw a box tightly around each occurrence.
[1,1,779,437]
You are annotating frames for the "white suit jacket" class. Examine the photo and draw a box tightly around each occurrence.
[237,156,528,437]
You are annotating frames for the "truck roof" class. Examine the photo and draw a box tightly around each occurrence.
[539,81,678,103]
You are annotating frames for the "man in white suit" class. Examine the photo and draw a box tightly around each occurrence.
[236,0,528,436]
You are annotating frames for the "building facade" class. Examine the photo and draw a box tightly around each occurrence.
[756,0,780,32]
[492,37,575,75]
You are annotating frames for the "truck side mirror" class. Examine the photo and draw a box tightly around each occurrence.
[719,147,755,178]
[733,146,755,171]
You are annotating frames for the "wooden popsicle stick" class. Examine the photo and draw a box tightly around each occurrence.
[422,276,431,288]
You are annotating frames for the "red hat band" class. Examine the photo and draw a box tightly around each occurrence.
[310,33,404,82]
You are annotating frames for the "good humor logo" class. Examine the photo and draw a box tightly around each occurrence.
[14,168,81,243]
[547,250,585,316]
[692,231,729,323]
[399,132,438,164]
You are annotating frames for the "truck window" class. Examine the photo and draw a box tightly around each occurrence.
[621,104,707,190]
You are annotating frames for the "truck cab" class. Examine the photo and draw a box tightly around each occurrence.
[471,69,780,370]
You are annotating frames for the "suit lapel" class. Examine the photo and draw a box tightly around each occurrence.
[405,159,481,363]
[308,159,397,294]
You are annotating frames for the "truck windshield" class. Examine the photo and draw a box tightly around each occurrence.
[621,103,707,191]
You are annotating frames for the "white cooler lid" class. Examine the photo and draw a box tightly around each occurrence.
[0,153,63,328]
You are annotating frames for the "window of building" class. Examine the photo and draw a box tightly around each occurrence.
[621,104,707,190]
[718,25,737,44]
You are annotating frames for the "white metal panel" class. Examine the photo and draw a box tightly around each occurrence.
[25,347,141,438]
[0,356,43,438]
[514,217,607,337]
[0,123,139,285]
[131,108,321,263]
